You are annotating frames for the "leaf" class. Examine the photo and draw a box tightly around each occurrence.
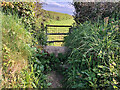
[47,83,52,86]
[98,65,104,68]
[40,65,44,71]
[32,82,37,88]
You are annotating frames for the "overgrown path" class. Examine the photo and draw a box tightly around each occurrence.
[44,19,74,88]
[44,46,67,88]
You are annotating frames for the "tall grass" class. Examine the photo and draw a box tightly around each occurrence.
[2,13,32,87]
[2,13,48,88]
[64,18,120,89]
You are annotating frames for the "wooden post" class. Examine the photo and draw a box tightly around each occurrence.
[69,27,72,34]
[45,25,47,35]
[45,25,48,46]
[41,22,44,31]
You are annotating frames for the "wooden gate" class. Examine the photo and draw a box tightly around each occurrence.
[45,25,72,46]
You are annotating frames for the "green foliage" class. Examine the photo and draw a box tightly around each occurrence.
[1,2,47,46]
[27,48,52,88]
[31,48,52,73]
[2,12,49,88]
[73,2,120,24]
[64,18,120,89]
[1,2,36,31]
[2,14,32,62]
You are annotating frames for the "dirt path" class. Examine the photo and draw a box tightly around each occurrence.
[47,71,63,88]
[44,46,68,88]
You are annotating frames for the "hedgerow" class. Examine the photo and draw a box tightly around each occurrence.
[73,2,120,24]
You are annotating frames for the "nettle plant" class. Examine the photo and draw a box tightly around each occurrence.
[64,18,120,89]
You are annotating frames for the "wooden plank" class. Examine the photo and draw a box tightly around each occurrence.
[47,40,64,43]
[47,33,69,35]
[46,25,72,27]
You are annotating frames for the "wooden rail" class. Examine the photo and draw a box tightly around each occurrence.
[46,25,72,27]
[47,33,69,35]
[47,40,64,43]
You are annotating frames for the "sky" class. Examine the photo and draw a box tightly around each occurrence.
[41,0,75,15]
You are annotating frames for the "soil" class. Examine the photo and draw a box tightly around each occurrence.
[47,71,64,88]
